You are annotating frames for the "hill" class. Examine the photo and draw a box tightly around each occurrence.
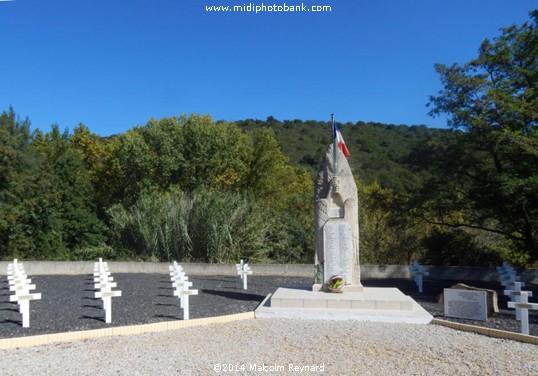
[235,117,448,193]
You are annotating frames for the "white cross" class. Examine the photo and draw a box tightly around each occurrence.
[94,281,118,312]
[236,260,253,290]
[173,279,193,308]
[409,262,428,294]
[95,290,122,324]
[170,270,186,282]
[507,292,538,335]
[93,259,121,324]
[9,293,42,328]
[6,259,41,328]
[496,262,515,275]
[500,272,521,288]
[174,288,198,320]
[169,263,198,320]
[504,282,533,321]
[8,274,32,288]
[497,261,510,270]
[7,261,25,277]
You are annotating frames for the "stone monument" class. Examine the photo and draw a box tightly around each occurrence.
[313,144,362,292]
[254,140,432,324]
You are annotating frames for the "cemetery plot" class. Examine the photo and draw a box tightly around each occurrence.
[169,262,198,320]
[236,259,253,290]
[0,270,535,339]
[93,258,122,324]
[6,259,41,328]
[0,274,310,339]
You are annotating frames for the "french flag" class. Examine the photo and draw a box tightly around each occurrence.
[333,123,350,159]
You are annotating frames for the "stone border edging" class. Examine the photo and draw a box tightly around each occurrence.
[2,314,536,349]
[0,312,255,350]
[432,318,538,345]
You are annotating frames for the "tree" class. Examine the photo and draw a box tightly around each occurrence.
[0,108,41,259]
[178,115,251,191]
[428,11,538,264]
[244,128,295,207]
[110,115,253,204]
[30,124,106,257]
[70,124,117,217]
[358,180,426,265]
[0,110,106,260]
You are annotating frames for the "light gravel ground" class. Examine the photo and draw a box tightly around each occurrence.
[0,318,537,376]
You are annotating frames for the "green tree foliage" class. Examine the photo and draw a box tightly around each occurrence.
[0,108,41,259]
[29,125,105,258]
[0,109,316,262]
[110,115,253,205]
[427,11,538,263]
[245,128,313,211]
[70,124,117,218]
[106,116,314,262]
[420,228,502,267]
[0,111,105,260]
[358,180,425,265]
[236,118,438,193]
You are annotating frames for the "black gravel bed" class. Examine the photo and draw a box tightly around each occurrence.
[1,275,536,339]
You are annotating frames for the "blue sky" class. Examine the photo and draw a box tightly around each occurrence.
[1,1,536,136]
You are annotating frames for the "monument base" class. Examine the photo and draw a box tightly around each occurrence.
[255,287,433,324]
[312,283,364,292]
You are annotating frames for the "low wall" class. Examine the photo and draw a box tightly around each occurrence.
[1,261,537,283]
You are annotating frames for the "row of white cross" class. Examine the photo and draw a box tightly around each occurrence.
[409,261,429,294]
[94,258,122,324]
[5,258,251,328]
[6,259,41,328]
[236,259,252,290]
[169,261,198,320]
[497,261,538,335]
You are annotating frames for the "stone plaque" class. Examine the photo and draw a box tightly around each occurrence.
[323,219,353,284]
[444,288,487,321]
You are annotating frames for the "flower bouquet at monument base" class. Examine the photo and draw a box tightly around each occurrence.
[327,275,344,293]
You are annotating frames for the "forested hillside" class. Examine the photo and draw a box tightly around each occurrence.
[1,107,535,267]
[236,118,444,193]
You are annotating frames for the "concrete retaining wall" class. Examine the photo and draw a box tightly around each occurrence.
[1,261,537,283]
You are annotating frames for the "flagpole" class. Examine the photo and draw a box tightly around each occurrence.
[331,113,338,176]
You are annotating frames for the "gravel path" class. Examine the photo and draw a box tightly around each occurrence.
[1,274,537,375]
[0,319,537,375]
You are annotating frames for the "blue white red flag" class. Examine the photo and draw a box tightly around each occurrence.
[333,123,350,159]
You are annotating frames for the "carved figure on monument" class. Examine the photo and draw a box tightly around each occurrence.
[314,143,361,291]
